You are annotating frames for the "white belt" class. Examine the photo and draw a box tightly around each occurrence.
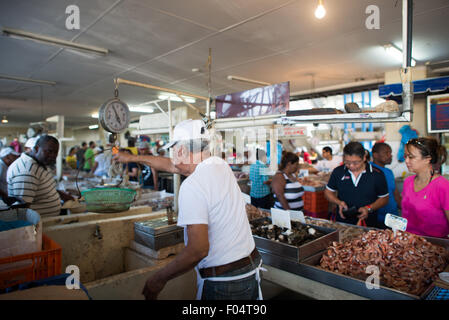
[195,260,266,300]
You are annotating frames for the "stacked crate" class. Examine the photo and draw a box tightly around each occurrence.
[303,189,329,219]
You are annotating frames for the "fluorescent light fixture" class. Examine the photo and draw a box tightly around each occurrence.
[2,28,108,56]
[89,124,99,130]
[0,74,56,86]
[227,75,271,87]
[1,116,8,124]
[158,94,196,103]
[91,113,99,118]
[129,106,155,113]
[315,0,326,19]
[384,44,416,67]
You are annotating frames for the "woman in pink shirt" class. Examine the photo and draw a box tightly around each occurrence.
[402,137,449,238]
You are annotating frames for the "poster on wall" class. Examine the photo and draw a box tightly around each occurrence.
[215,81,289,119]
[427,93,449,133]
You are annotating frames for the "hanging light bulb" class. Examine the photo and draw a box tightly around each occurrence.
[315,0,326,19]
[1,116,8,124]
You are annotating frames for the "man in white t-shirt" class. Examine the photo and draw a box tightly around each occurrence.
[113,119,261,300]
[92,147,112,177]
[314,146,342,173]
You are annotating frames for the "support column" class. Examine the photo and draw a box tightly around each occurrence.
[269,125,278,173]
[168,98,181,215]
[56,115,64,181]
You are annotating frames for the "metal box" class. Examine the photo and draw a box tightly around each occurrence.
[134,217,184,251]
[299,234,449,300]
[250,217,339,262]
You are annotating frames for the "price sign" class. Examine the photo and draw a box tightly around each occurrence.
[241,192,251,204]
[385,213,407,236]
[271,208,291,230]
[299,169,309,177]
[290,210,306,224]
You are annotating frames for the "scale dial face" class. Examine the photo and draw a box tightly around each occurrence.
[99,98,130,133]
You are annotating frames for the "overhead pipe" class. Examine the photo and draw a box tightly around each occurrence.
[401,0,414,113]
[115,78,208,101]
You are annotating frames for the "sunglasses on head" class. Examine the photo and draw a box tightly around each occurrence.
[406,138,425,148]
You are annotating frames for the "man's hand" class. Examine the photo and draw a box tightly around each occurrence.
[142,274,167,300]
[113,151,137,164]
[7,197,28,208]
[58,190,75,202]
[338,201,348,219]
[357,206,369,221]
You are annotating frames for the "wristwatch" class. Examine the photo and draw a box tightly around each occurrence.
[365,205,373,213]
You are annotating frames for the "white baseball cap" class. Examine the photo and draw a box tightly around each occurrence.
[163,119,209,150]
[25,137,39,149]
[0,147,20,158]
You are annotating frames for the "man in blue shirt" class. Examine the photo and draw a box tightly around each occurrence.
[249,149,272,209]
[371,142,401,228]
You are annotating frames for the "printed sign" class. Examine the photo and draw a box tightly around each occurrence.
[385,213,407,234]
[271,207,291,230]
[279,126,307,137]
[299,169,309,177]
[289,210,306,224]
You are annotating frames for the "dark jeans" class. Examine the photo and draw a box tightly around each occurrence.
[201,255,262,300]
[251,194,273,210]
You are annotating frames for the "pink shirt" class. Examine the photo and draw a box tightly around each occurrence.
[402,175,449,238]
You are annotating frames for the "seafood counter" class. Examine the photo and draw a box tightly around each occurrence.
[250,214,449,299]
[304,216,372,242]
[320,230,449,296]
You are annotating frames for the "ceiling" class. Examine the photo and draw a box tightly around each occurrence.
[1,0,449,128]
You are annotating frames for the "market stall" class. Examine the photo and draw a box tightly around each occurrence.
[244,207,449,300]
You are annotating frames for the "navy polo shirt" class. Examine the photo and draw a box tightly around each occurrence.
[326,163,389,226]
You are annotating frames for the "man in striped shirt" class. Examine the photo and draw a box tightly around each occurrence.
[7,135,73,217]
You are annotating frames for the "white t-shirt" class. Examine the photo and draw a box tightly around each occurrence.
[177,156,255,269]
[315,155,342,173]
[94,152,112,177]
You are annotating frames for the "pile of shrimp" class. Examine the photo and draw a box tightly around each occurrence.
[320,229,449,295]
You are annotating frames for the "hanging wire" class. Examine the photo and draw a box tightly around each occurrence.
[40,86,44,120]
[114,78,119,98]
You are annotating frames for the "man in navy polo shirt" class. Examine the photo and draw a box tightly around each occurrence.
[324,141,389,227]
